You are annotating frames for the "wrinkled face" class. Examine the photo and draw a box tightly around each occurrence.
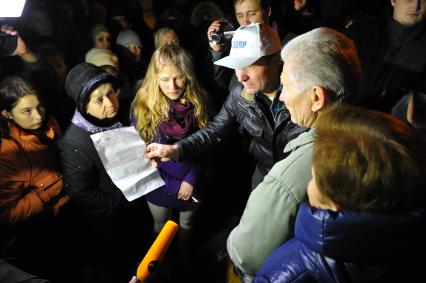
[30,9,53,36]
[4,94,46,130]
[294,0,308,12]
[279,61,315,127]
[94,31,111,49]
[392,0,426,26]
[307,167,334,210]
[158,31,180,47]
[235,57,275,95]
[158,64,186,101]
[234,0,268,25]
[86,83,119,119]
[127,43,142,61]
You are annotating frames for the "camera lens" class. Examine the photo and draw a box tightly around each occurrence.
[211,32,223,45]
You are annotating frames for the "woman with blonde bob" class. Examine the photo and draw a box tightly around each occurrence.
[154,27,180,49]
[132,44,208,237]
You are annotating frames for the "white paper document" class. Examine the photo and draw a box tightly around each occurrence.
[90,126,165,201]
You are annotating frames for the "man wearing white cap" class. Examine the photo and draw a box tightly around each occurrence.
[145,23,305,189]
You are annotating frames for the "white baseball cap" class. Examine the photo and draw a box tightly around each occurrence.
[214,23,281,69]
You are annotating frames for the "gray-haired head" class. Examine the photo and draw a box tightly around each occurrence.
[281,27,362,104]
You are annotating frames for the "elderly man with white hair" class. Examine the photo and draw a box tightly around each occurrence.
[226,27,363,282]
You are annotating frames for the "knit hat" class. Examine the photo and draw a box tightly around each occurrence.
[90,24,109,41]
[214,23,281,69]
[116,30,142,48]
[65,63,118,113]
[85,48,119,69]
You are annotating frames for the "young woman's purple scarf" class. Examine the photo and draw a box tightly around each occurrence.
[158,100,195,143]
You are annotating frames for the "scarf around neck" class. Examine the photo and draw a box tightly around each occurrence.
[158,100,195,143]
[71,109,123,134]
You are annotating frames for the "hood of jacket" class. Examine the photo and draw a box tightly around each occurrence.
[296,203,426,263]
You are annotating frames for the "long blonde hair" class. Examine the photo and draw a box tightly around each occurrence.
[132,45,208,142]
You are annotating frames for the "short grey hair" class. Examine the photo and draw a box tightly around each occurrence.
[281,28,362,104]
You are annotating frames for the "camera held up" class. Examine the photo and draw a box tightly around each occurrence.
[0,33,17,57]
[210,17,238,45]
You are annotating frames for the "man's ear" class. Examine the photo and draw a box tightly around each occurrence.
[1,110,11,119]
[391,0,395,7]
[310,86,327,113]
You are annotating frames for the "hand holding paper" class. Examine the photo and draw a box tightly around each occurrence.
[91,126,165,201]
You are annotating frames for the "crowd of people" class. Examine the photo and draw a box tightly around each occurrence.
[0,0,425,283]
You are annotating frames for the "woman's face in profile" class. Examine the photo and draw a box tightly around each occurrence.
[2,94,45,130]
[158,64,186,101]
[127,43,142,61]
[307,166,337,211]
[86,83,119,119]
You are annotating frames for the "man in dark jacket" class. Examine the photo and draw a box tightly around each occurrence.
[346,0,426,112]
[145,23,305,189]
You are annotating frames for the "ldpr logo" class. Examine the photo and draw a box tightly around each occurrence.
[232,41,247,48]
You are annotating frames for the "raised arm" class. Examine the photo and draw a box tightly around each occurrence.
[145,90,241,162]
[0,24,38,63]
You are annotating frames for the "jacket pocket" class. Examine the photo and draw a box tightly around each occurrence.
[34,172,64,198]
[241,119,264,139]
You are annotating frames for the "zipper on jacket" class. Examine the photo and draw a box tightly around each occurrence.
[237,101,261,122]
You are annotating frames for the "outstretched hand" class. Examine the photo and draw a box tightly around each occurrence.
[144,143,180,167]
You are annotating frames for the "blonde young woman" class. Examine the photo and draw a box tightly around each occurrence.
[132,45,208,239]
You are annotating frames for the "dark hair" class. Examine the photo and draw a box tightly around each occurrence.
[0,76,41,140]
[233,0,270,12]
[313,105,426,213]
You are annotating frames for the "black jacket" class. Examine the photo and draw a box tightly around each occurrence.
[346,16,426,112]
[178,83,306,176]
[60,123,127,216]
[0,259,49,283]
[59,122,152,282]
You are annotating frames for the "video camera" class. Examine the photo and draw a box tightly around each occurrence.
[210,16,238,45]
[0,33,17,57]
[0,0,26,57]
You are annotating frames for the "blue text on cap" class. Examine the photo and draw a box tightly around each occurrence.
[232,41,247,48]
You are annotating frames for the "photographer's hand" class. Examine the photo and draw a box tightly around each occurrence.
[0,24,38,63]
[207,20,224,52]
